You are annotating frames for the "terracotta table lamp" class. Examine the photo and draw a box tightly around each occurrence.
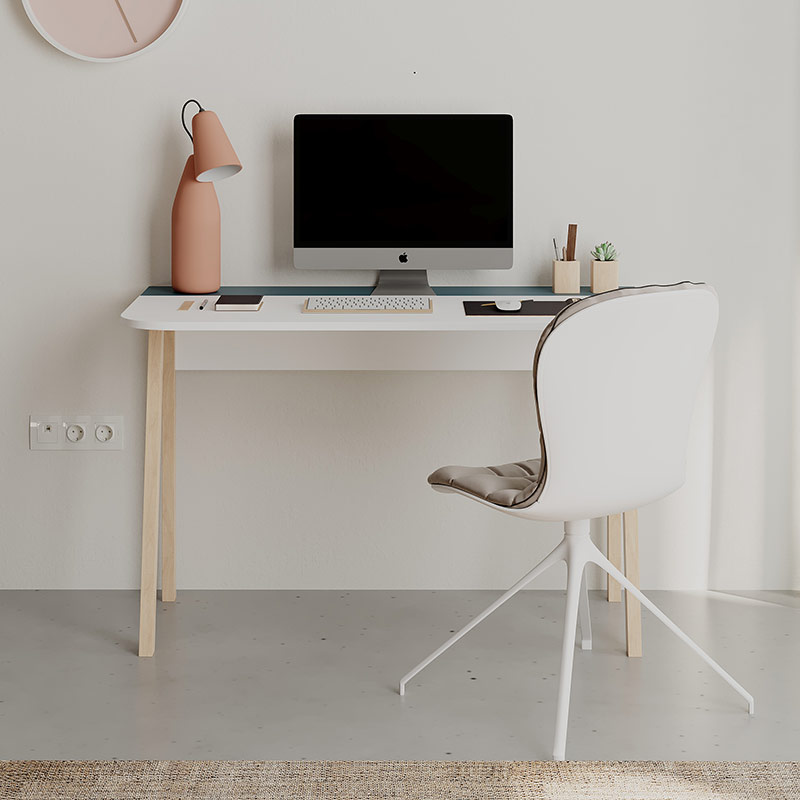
[171,99,242,294]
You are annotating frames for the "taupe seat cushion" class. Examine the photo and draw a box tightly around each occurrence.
[428,459,542,508]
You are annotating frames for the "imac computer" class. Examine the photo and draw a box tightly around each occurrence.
[293,114,513,295]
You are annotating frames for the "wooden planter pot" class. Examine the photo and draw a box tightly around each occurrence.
[590,260,619,293]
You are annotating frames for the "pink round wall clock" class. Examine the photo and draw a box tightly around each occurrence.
[22,0,189,62]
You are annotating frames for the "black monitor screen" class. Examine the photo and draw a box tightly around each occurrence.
[294,114,513,248]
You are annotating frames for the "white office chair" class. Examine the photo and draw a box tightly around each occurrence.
[399,282,754,761]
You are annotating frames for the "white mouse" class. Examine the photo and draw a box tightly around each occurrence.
[495,299,522,312]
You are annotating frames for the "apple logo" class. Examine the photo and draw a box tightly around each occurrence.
[398,252,409,264]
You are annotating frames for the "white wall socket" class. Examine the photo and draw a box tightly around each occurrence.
[29,415,124,451]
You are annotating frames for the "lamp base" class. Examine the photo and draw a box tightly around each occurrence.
[171,155,221,294]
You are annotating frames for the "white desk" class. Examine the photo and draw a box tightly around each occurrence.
[122,291,562,372]
[122,286,644,657]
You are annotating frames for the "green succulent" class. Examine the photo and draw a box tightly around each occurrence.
[591,242,618,261]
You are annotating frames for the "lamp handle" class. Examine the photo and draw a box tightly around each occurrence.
[181,99,204,142]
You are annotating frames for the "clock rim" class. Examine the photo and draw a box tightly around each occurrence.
[21,0,190,63]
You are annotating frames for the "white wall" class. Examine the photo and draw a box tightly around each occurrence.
[1,0,797,590]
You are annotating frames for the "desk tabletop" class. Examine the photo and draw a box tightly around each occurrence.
[122,286,587,332]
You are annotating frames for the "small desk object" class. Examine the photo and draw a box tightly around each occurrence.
[121,286,641,657]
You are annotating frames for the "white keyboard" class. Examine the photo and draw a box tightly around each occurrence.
[304,296,433,313]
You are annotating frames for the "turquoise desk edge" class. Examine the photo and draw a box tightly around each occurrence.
[143,285,594,297]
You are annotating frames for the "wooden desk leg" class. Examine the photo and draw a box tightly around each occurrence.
[161,331,176,603]
[623,509,643,658]
[606,513,622,602]
[139,330,165,658]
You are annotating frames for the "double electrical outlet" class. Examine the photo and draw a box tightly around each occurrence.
[29,415,124,451]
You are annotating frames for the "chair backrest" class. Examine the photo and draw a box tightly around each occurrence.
[528,283,718,521]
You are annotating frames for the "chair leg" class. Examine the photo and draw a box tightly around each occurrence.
[399,522,752,763]
[553,552,587,761]
[588,543,755,714]
[399,538,568,696]
[578,570,592,651]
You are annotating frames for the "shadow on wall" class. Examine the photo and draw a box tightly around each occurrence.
[709,291,796,590]
[270,127,293,277]
[793,267,800,589]
[716,589,800,609]
[19,297,142,588]
[9,0,49,56]
[149,114,188,286]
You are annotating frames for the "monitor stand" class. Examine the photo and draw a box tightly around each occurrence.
[372,270,434,296]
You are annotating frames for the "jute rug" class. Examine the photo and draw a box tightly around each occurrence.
[1,760,798,800]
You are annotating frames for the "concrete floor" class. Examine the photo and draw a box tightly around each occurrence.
[0,589,798,760]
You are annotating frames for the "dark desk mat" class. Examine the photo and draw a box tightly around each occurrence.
[463,299,576,316]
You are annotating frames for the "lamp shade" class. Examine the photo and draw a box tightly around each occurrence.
[191,110,242,182]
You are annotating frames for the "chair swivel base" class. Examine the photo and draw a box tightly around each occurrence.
[398,519,754,761]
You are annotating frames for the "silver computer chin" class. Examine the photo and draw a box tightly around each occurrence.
[294,248,513,295]
[292,114,514,295]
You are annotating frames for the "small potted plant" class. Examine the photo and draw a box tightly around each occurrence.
[590,241,619,293]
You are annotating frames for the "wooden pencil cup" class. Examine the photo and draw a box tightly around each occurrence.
[552,260,580,294]
[591,260,619,293]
